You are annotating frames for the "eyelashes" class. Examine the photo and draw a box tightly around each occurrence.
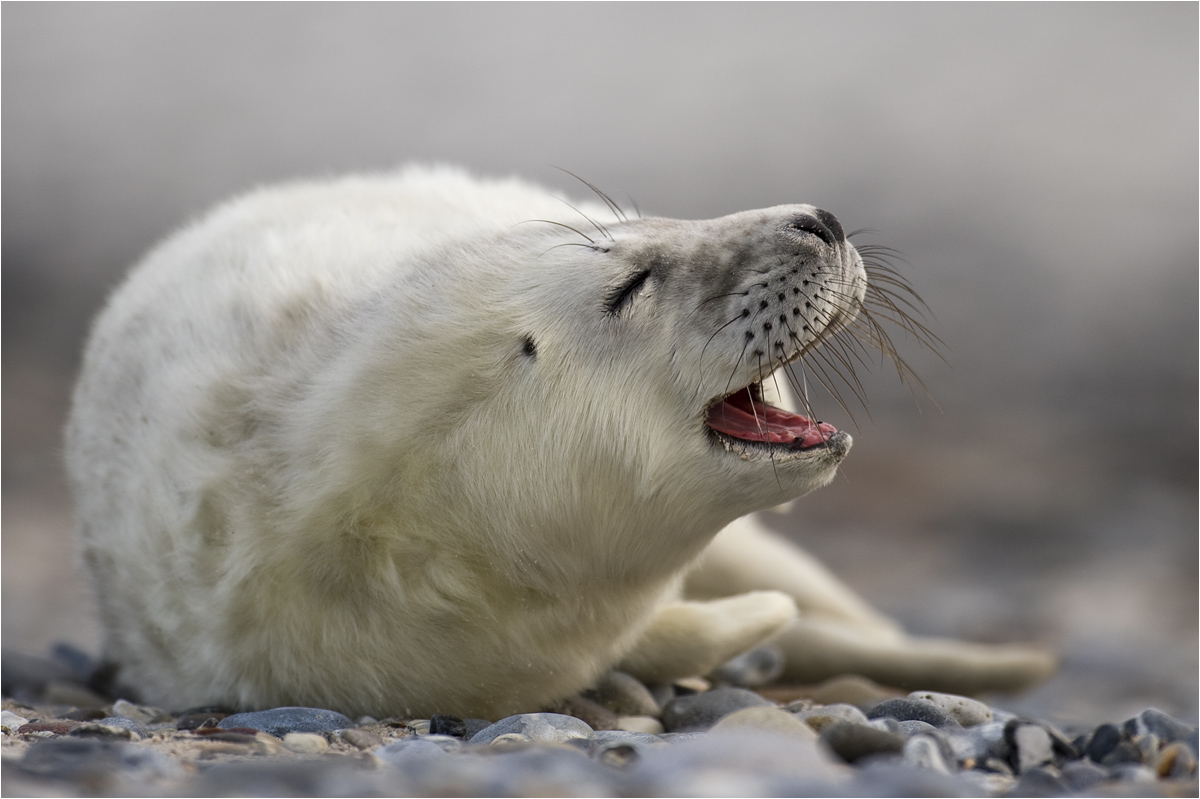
[604,269,652,316]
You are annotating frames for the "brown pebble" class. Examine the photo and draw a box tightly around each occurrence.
[1156,741,1197,779]
[18,720,81,735]
[341,728,384,749]
[551,694,619,731]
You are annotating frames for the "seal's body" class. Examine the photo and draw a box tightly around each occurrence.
[67,168,1054,718]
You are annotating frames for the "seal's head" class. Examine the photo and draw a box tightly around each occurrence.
[367,201,871,570]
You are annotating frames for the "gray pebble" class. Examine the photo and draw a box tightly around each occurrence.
[867,697,956,728]
[707,644,785,688]
[1126,707,1196,744]
[1108,762,1158,783]
[592,729,665,747]
[417,734,464,752]
[661,686,772,732]
[790,702,870,732]
[944,720,1009,764]
[902,734,952,773]
[111,698,168,726]
[427,713,466,737]
[852,759,983,798]
[375,738,450,771]
[19,737,180,783]
[217,706,353,737]
[1102,741,1143,766]
[1060,759,1108,791]
[468,712,594,745]
[896,719,940,738]
[821,721,906,764]
[583,670,660,717]
[626,728,843,795]
[84,717,148,738]
[1009,722,1054,773]
[1011,764,1070,796]
[907,690,993,727]
[1085,722,1123,762]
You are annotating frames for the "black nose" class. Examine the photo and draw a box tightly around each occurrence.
[786,209,844,248]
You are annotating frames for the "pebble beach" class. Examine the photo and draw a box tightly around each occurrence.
[3,646,1196,797]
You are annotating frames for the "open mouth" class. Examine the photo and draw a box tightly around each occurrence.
[705,381,838,451]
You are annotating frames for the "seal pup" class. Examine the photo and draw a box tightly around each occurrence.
[66,167,1052,718]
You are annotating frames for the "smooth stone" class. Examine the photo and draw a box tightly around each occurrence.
[790,702,870,732]
[626,728,843,794]
[111,698,168,726]
[1,710,30,733]
[1011,764,1070,796]
[944,720,1008,765]
[375,738,450,770]
[1060,759,1108,791]
[1102,741,1144,766]
[1108,762,1158,783]
[417,734,462,752]
[851,760,981,798]
[282,731,329,754]
[708,644,785,688]
[645,682,675,709]
[1009,723,1054,773]
[85,717,147,738]
[468,712,593,745]
[1127,708,1196,744]
[591,730,665,765]
[821,721,906,763]
[616,715,664,735]
[340,728,383,749]
[1157,740,1198,778]
[584,670,660,717]
[907,690,993,727]
[217,706,353,737]
[660,686,772,732]
[867,697,955,728]
[1085,722,1123,762]
[896,719,941,738]
[709,706,817,741]
[428,714,466,738]
[488,732,532,745]
[18,737,181,781]
[592,729,665,747]
[807,674,897,708]
[552,694,619,730]
[196,759,388,798]
[902,733,952,773]
[462,718,492,739]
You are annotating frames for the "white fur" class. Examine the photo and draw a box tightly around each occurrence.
[66,167,1052,718]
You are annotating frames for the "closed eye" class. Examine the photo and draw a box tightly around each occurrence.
[604,269,652,316]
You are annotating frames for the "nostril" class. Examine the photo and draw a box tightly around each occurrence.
[786,215,837,248]
[811,209,845,243]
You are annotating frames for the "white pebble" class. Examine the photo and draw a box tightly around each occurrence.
[907,690,993,726]
[1,711,29,734]
[282,732,330,754]
[617,715,664,735]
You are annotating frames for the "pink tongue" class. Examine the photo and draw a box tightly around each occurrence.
[706,388,838,447]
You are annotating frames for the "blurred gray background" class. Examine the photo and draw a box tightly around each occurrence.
[4,4,1195,726]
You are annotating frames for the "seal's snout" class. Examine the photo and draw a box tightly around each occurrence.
[785,209,845,248]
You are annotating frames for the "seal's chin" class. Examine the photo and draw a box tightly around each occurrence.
[705,382,849,462]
